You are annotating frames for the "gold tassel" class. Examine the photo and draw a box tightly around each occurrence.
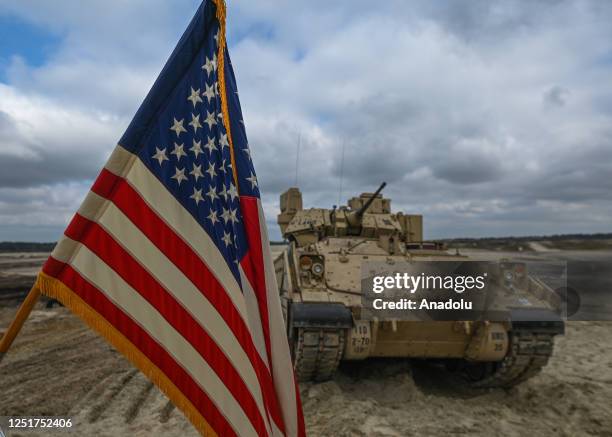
[36,272,218,437]
[212,0,239,191]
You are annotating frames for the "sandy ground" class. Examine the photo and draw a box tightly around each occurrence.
[1,249,611,436]
[1,305,611,436]
[302,322,612,436]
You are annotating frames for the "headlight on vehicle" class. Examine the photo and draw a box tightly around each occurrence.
[300,256,313,270]
[312,263,324,276]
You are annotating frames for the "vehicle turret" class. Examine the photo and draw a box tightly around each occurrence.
[345,182,387,229]
[277,182,424,248]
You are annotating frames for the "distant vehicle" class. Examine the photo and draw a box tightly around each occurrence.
[274,183,564,387]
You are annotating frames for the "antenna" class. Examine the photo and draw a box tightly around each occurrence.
[294,131,301,187]
[338,139,346,205]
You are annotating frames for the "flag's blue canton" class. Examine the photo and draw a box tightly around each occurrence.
[136,20,259,281]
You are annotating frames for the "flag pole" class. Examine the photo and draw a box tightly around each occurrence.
[0,284,41,363]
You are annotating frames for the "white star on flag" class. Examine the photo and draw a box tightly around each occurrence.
[206,185,219,202]
[171,143,187,161]
[228,184,238,201]
[187,87,202,107]
[203,82,216,103]
[228,208,238,224]
[190,163,203,181]
[222,230,232,247]
[246,172,258,189]
[171,167,188,185]
[219,133,229,150]
[202,56,216,76]
[152,147,168,165]
[170,118,187,137]
[205,136,217,154]
[190,139,203,158]
[206,162,217,179]
[189,187,204,205]
[204,111,217,129]
[219,185,228,201]
[207,209,219,225]
[189,113,202,133]
[221,207,230,224]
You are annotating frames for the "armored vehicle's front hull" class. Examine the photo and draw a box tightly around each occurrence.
[276,240,564,386]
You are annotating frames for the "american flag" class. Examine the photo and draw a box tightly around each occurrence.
[36,1,305,436]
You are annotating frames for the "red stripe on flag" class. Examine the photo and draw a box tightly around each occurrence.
[91,168,285,433]
[42,257,237,437]
[238,196,272,365]
[63,213,269,437]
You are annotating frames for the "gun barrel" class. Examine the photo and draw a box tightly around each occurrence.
[356,181,387,217]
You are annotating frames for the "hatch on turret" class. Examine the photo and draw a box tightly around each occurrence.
[278,187,303,234]
[347,193,390,214]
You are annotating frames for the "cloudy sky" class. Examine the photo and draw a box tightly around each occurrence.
[0,0,611,242]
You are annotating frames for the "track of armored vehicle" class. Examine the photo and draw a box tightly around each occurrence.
[464,329,555,388]
[294,328,345,382]
[291,326,555,387]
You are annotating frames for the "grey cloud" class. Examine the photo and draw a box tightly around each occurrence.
[417,0,566,42]
[543,85,569,108]
[0,150,100,188]
[0,107,113,188]
[431,156,505,184]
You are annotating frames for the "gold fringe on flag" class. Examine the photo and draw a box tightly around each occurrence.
[212,0,239,192]
[36,272,218,437]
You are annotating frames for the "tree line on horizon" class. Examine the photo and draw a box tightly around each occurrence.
[1,232,611,253]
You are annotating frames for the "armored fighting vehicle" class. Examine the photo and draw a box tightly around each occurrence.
[274,183,565,387]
